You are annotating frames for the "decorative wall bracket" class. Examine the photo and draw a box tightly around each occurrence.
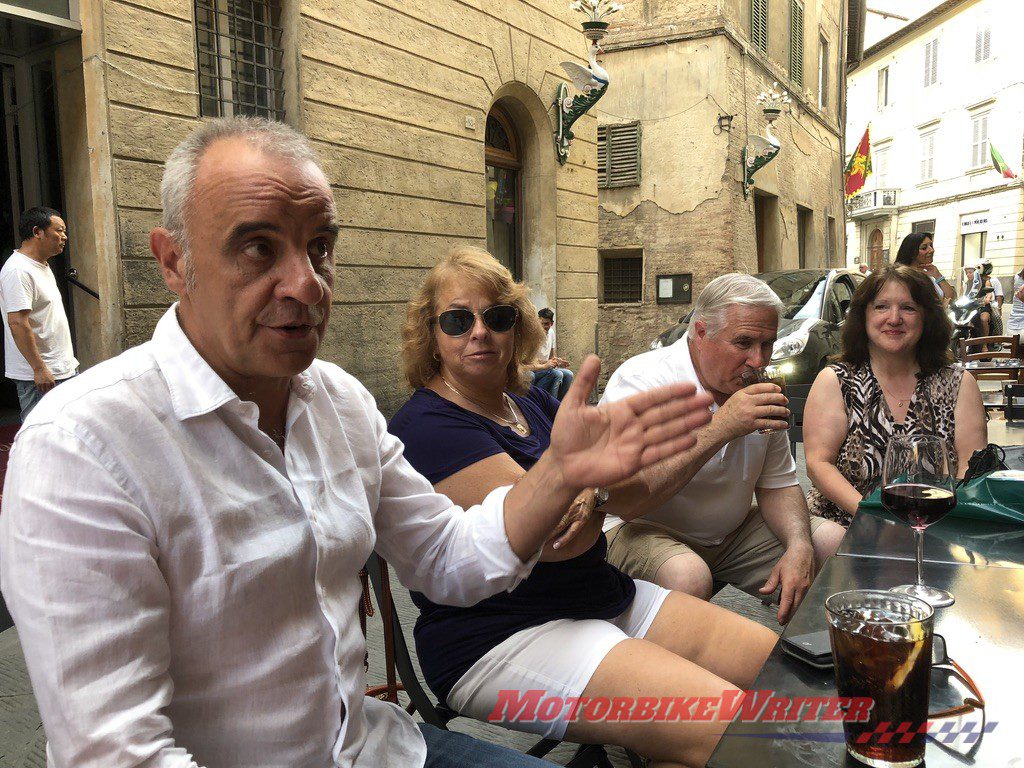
[742,139,781,198]
[555,2,621,165]
[741,82,790,198]
[554,79,608,165]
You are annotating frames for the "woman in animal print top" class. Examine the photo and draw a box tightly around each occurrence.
[803,264,987,526]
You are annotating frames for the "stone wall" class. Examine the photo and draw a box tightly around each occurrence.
[595,0,846,383]
[86,0,599,415]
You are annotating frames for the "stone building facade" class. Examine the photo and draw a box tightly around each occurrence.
[4,0,599,415]
[594,0,864,379]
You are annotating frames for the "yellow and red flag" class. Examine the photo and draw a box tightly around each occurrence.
[844,125,872,199]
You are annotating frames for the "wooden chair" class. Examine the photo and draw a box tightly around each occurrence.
[960,335,1023,413]
[363,553,643,768]
[960,335,1023,380]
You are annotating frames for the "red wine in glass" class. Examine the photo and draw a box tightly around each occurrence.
[882,435,957,608]
[881,484,956,529]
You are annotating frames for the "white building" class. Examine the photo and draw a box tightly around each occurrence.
[845,0,1024,290]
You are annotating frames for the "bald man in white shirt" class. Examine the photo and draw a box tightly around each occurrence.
[0,118,712,768]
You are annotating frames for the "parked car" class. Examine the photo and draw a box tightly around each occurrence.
[649,269,866,422]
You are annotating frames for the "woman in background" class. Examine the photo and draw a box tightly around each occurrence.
[894,231,955,302]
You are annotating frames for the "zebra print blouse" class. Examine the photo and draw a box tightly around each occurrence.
[806,362,962,527]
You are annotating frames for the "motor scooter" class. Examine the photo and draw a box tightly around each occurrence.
[949,286,996,359]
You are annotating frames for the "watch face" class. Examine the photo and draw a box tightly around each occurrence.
[595,487,610,507]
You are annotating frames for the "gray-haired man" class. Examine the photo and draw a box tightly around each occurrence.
[599,273,845,625]
[0,117,711,768]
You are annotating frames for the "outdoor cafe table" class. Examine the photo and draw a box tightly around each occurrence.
[706,554,1022,768]
[837,506,1024,568]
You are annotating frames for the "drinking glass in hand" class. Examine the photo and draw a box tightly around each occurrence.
[881,435,957,608]
[739,368,789,435]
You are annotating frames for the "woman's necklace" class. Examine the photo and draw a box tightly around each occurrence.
[440,375,529,436]
[877,379,917,408]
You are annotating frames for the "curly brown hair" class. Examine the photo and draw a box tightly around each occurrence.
[401,246,546,393]
[838,264,953,375]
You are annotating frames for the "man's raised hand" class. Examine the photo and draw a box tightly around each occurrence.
[548,355,713,490]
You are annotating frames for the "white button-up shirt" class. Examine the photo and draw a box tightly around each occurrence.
[599,337,798,546]
[0,307,534,768]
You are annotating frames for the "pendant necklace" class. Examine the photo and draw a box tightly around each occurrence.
[440,376,529,436]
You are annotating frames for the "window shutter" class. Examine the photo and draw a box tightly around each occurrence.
[600,122,641,188]
[929,40,938,85]
[789,0,804,88]
[751,0,769,53]
[975,26,991,62]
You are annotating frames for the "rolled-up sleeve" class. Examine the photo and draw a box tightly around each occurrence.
[0,424,202,768]
[369,409,540,606]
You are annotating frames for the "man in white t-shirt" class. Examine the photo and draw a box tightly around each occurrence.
[530,307,574,399]
[0,207,78,417]
[599,274,845,624]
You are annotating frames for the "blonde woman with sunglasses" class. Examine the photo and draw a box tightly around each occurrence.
[388,247,777,768]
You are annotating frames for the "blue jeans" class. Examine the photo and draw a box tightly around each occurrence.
[420,724,556,767]
[13,380,45,419]
[532,368,574,400]
[13,374,74,420]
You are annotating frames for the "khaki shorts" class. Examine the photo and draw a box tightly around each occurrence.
[606,508,829,598]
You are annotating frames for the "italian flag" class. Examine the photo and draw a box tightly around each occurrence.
[844,126,872,198]
[991,144,1017,179]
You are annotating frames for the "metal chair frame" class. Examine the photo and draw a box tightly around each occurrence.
[364,553,643,768]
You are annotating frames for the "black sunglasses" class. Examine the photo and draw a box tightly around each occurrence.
[434,305,518,336]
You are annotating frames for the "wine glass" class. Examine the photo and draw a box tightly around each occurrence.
[881,435,957,608]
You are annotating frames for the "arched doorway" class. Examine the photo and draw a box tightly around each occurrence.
[869,228,884,270]
[485,106,521,280]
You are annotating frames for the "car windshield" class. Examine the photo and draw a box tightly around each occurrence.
[755,271,829,320]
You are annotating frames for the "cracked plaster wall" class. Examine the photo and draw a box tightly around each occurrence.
[595,0,847,383]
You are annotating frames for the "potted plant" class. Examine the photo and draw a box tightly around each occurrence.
[570,0,623,39]
[756,82,792,123]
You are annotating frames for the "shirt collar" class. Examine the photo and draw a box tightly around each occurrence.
[152,305,316,422]
[669,337,706,395]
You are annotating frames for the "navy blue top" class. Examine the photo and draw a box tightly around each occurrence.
[388,386,637,705]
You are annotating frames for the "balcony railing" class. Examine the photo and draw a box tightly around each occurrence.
[848,188,899,217]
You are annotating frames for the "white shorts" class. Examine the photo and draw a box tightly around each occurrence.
[446,579,671,740]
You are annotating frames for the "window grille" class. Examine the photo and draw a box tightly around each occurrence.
[597,122,641,188]
[601,251,642,303]
[195,0,285,120]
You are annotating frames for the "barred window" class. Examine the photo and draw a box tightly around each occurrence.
[600,250,643,304]
[751,0,769,54]
[789,0,805,88]
[597,122,641,188]
[195,0,285,120]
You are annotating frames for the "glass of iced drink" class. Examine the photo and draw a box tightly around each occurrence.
[739,367,789,435]
[826,589,934,768]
